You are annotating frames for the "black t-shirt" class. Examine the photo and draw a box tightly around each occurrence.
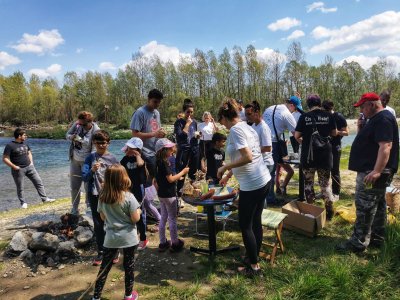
[295,109,336,169]
[120,155,147,201]
[349,110,399,173]
[206,147,225,181]
[331,112,347,147]
[3,141,31,168]
[155,160,176,198]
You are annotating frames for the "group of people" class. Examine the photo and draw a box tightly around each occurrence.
[2,88,398,300]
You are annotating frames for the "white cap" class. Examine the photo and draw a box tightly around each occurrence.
[155,138,175,153]
[121,137,143,152]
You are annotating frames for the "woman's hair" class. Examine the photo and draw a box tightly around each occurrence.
[156,147,170,163]
[244,100,261,113]
[217,98,239,122]
[306,94,321,109]
[182,98,194,112]
[202,111,211,121]
[322,100,334,111]
[92,130,110,143]
[77,111,94,122]
[99,164,131,204]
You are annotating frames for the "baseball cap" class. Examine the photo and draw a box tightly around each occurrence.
[121,137,143,152]
[353,92,380,107]
[155,138,175,153]
[287,95,303,112]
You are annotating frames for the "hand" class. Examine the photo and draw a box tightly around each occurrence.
[201,166,207,173]
[181,167,190,175]
[295,91,301,98]
[364,171,381,184]
[219,176,229,186]
[132,150,140,157]
[137,208,142,215]
[217,166,226,179]
[154,128,166,138]
[13,166,20,171]
[91,162,101,172]
[186,117,193,125]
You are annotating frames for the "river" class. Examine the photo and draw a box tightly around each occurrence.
[0,135,357,211]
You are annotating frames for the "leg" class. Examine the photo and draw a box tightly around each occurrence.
[370,190,387,245]
[331,147,341,195]
[89,194,105,254]
[143,197,161,223]
[275,164,282,192]
[11,168,26,205]
[252,184,270,255]
[122,245,137,297]
[136,209,147,241]
[158,198,168,244]
[25,165,47,201]
[316,168,334,203]
[303,168,316,203]
[70,158,83,214]
[281,163,294,189]
[93,247,117,299]
[164,197,179,244]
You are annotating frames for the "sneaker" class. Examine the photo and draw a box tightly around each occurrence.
[332,194,340,202]
[170,239,185,253]
[124,290,139,300]
[21,203,28,209]
[158,240,171,252]
[92,253,103,266]
[43,198,55,203]
[138,239,149,251]
[335,241,365,253]
[112,252,120,264]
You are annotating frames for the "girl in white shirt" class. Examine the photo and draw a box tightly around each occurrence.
[198,111,217,169]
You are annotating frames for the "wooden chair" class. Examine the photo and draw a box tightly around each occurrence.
[259,209,287,265]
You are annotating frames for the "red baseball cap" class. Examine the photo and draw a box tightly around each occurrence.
[353,92,380,107]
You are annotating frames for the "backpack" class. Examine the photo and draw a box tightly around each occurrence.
[307,116,332,168]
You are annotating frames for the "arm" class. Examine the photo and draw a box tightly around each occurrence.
[174,119,188,141]
[66,122,78,140]
[330,129,338,137]
[294,131,303,144]
[132,151,144,167]
[28,151,33,165]
[260,146,272,153]
[337,126,349,137]
[364,141,392,184]
[2,155,20,170]
[100,212,106,221]
[166,167,190,183]
[217,147,252,179]
[130,208,142,223]
[132,129,155,140]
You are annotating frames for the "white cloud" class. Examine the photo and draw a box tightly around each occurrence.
[28,64,62,78]
[285,30,305,40]
[307,2,337,13]
[256,47,286,62]
[12,29,64,55]
[337,55,400,72]
[114,46,119,51]
[0,51,21,70]
[267,17,301,32]
[99,62,116,71]
[76,48,83,54]
[138,41,191,65]
[310,10,400,54]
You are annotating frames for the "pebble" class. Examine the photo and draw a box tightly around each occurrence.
[58,265,65,270]
[41,271,46,275]
[23,286,30,290]
[111,279,116,282]
[2,274,7,278]
[172,262,178,266]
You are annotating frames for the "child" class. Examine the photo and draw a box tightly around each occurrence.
[201,132,226,185]
[120,137,149,251]
[93,164,141,300]
[155,138,189,252]
[82,130,119,266]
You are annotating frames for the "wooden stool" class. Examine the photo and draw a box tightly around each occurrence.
[259,209,287,265]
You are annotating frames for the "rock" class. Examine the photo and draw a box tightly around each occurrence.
[56,241,77,257]
[23,286,30,290]
[73,226,93,247]
[29,232,59,252]
[172,262,178,266]
[19,249,35,266]
[35,250,46,258]
[78,215,94,228]
[46,257,56,267]
[3,274,7,278]
[58,264,65,270]
[10,231,32,252]
[40,271,46,275]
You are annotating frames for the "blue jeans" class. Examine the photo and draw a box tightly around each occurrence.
[266,142,281,204]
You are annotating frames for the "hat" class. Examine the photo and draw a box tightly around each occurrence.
[287,95,303,112]
[121,137,143,152]
[353,92,380,107]
[155,138,175,153]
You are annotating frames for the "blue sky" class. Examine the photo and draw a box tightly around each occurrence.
[0,0,399,81]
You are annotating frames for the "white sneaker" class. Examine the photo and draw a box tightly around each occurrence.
[43,198,55,203]
[332,194,340,202]
[21,203,28,209]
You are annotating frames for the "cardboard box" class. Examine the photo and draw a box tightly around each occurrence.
[281,200,326,237]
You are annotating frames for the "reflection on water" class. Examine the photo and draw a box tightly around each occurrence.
[0,135,357,211]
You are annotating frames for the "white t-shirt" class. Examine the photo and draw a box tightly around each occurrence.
[263,104,296,142]
[198,122,215,141]
[226,121,270,191]
[290,111,302,136]
[239,108,247,121]
[252,121,274,166]
[385,105,396,118]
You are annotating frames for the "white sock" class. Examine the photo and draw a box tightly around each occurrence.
[125,295,132,299]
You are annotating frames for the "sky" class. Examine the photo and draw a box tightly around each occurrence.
[0,0,399,82]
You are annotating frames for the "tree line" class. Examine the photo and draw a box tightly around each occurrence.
[0,42,399,127]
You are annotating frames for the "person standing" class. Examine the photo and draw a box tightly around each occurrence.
[217,98,271,276]
[66,111,100,215]
[294,94,337,220]
[322,100,349,201]
[380,90,396,118]
[336,93,399,253]
[237,99,247,122]
[130,89,165,228]
[198,111,217,167]
[3,128,55,209]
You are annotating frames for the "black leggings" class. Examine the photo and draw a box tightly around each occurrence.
[239,183,270,265]
[88,194,105,254]
[93,245,137,299]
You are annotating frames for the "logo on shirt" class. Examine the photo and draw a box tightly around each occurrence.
[214,154,223,161]
[126,162,138,169]
[149,118,159,131]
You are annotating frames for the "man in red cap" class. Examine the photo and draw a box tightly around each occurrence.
[336,92,399,253]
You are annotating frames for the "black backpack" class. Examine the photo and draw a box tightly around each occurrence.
[307,116,332,168]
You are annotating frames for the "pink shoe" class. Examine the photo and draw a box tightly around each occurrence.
[138,239,149,251]
[124,290,139,300]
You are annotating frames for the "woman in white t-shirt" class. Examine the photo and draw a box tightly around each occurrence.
[217,98,270,276]
[198,111,217,166]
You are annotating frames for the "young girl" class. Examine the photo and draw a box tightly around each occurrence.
[155,138,189,252]
[93,164,141,300]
